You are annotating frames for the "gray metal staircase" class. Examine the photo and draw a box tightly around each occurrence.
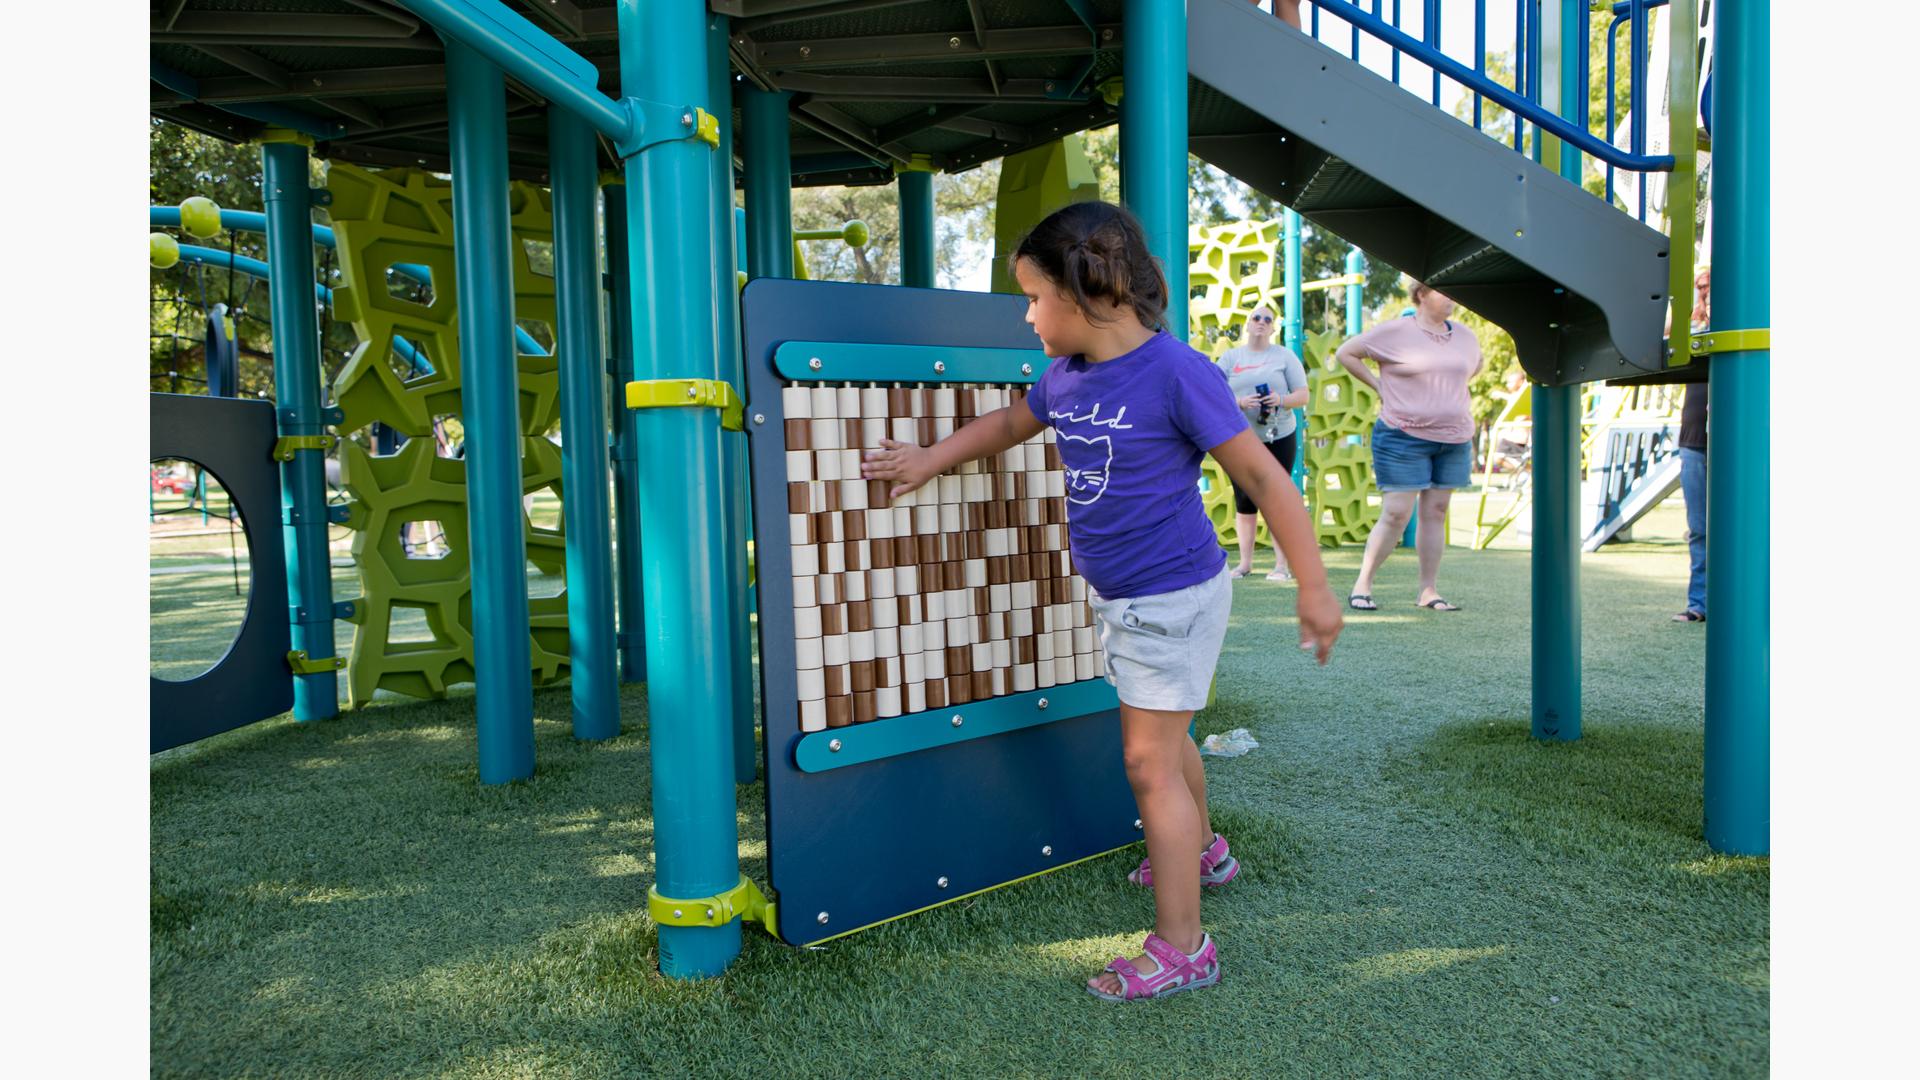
[1186,0,1671,387]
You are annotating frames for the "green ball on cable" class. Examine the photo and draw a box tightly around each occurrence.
[179,195,223,239]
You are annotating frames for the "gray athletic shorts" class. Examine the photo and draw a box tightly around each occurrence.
[1087,564,1233,713]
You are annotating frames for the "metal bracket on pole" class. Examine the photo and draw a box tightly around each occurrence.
[286,649,347,676]
[1689,328,1770,356]
[614,100,720,159]
[273,434,337,461]
[625,378,744,431]
[648,875,776,935]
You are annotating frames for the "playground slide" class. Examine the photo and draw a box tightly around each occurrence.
[1582,452,1682,552]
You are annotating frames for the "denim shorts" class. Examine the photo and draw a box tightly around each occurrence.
[1087,564,1233,712]
[1372,419,1472,492]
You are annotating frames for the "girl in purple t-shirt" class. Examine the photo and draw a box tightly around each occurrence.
[862,202,1343,1002]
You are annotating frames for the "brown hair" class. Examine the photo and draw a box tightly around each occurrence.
[1009,201,1169,330]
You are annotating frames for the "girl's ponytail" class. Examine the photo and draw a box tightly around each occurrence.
[1010,202,1168,330]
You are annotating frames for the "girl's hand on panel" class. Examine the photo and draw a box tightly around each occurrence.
[861,439,935,499]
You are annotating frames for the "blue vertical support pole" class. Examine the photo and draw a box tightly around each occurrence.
[1282,207,1307,490]
[549,105,620,742]
[619,0,743,978]
[446,39,534,782]
[603,186,647,683]
[743,88,794,280]
[1123,0,1187,336]
[261,130,338,721]
[710,13,758,784]
[1531,0,1584,742]
[898,165,936,288]
[1704,0,1768,855]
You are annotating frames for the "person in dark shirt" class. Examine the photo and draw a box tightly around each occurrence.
[1674,267,1710,622]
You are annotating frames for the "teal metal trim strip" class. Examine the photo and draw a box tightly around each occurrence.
[773,341,1050,384]
[795,678,1118,773]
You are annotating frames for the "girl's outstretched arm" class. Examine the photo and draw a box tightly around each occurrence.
[861,405,1046,500]
[1209,428,1344,664]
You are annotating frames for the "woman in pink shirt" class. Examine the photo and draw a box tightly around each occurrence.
[1334,282,1484,612]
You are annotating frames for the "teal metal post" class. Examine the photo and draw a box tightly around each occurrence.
[447,39,534,782]
[899,169,936,288]
[711,13,758,784]
[1530,0,1586,742]
[1283,208,1306,490]
[743,88,795,279]
[261,134,337,720]
[549,105,619,742]
[1704,0,1768,855]
[619,0,743,978]
[1122,0,1187,336]
[603,186,646,683]
[1345,248,1364,337]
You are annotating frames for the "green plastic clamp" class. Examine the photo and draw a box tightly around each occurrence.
[616,100,720,158]
[1689,328,1770,356]
[287,649,347,675]
[273,434,337,461]
[625,378,744,431]
[648,875,777,934]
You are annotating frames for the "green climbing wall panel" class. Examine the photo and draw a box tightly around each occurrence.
[1302,326,1382,547]
[326,163,572,705]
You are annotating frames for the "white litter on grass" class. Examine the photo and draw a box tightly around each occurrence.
[1199,728,1259,758]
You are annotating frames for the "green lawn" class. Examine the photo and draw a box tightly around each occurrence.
[151,502,1763,1078]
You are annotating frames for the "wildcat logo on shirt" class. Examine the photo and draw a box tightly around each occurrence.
[1059,433,1113,505]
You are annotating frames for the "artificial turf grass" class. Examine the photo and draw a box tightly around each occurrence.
[152,543,1764,1079]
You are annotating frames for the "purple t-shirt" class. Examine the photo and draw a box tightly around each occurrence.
[1026,330,1248,599]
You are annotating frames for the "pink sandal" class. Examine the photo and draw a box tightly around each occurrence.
[1128,833,1240,888]
[1086,933,1221,1001]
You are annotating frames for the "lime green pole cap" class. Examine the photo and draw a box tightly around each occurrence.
[179,195,223,239]
[841,219,870,247]
[150,232,181,269]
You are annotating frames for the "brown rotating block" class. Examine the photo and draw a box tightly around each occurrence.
[945,645,970,676]
[842,510,866,541]
[960,503,981,531]
[848,602,872,633]
[851,660,875,693]
[877,657,900,688]
[824,664,849,697]
[1008,499,1028,527]
[1026,526,1045,554]
[1011,472,1027,500]
[916,534,938,564]
[846,542,869,572]
[971,670,992,699]
[947,675,973,705]
[823,483,842,512]
[853,692,876,724]
[787,481,809,514]
[784,418,812,449]
[946,561,966,590]
[965,532,985,559]
[925,679,948,709]
[841,418,862,449]
[889,387,912,415]
[1016,636,1037,664]
[868,480,891,505]
[988,557,1008,586]
[958,392,976,421]
[826,697,853,728]
[1050,497,1067,522]
[893,536,916,565]
[986,500,1006,529]
[822,603,847,636]
[872,540,895,570]
[917,416,936,446]
[971,588,990,616]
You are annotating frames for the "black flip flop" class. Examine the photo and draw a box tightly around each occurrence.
[1418,597,1462,612]
[1348,594,1378,611]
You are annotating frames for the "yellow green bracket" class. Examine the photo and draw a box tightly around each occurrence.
[648,875,776,934]
[626,378,743,431]
[893,153,938,175]
[1689,328,1770,356]
[287,649,347,675]
[257,127,314,148]
[694,107,720,148]
[273,434,337,461]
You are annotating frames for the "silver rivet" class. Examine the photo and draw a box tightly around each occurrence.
[1134,818,1144,829]
[1037,697,1049,709]
[816,910,829,924]
[949,36,961,48]
[1041,845,1053,856]
[685,385,698,398]
[705,906,715,919]
[933,360,946,373]
[829,738,843,752]
[951,715,963,728]
[673,908,684,918]
[937,876,950,888]
[809,357,822,371]
[681,112,694,127]
[1020,362,1033,375]
[752,413,765,425]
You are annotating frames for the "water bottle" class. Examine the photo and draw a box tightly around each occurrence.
[1255,382,1272,424]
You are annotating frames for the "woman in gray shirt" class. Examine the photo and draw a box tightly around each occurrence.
[1214,305,1311,580]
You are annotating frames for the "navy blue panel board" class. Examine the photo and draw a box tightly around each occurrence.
[741,279,1141,945]
[151,393,294,752]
